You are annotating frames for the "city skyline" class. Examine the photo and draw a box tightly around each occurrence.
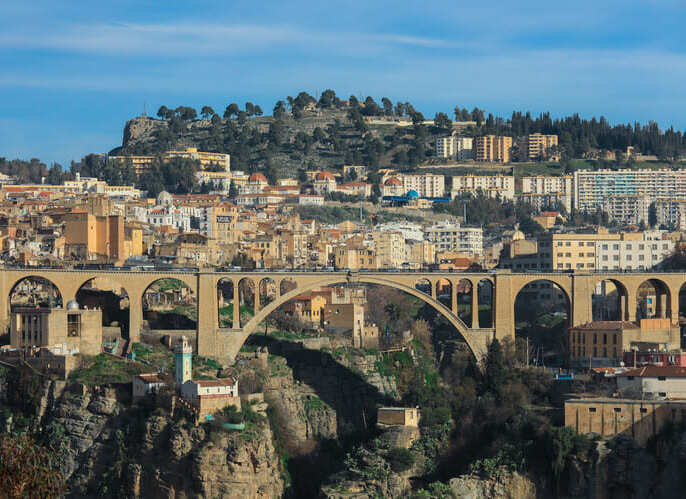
[1,0,685,165]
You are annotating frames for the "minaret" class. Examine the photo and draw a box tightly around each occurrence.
[174,336,192,385]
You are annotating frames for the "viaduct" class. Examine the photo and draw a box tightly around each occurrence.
[1,268,685,363]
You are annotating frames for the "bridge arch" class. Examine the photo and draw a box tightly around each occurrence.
[635,278,672,320]
[235,275,492,360]
[142,278,197,332]
[513,278,572,363]
[75,277,130,337]
[8,276,64,311]
[592,278,629,321]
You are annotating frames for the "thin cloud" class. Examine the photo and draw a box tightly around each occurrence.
[0,22,459,57]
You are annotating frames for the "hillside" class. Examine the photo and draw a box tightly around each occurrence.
[113,106,441,178]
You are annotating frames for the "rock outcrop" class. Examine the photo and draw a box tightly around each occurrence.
[28,380,284,498]
[448,471,537,499]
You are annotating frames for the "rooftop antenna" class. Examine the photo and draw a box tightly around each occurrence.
[142,101,147,117]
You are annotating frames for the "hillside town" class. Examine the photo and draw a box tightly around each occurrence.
[4,99,686,497]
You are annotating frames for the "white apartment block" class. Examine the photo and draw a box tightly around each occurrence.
[654,200,686,231]
[595,236,675,271]
[424,223,483,255]
[451,175,515,200]
[606,195,650,226]
[397,174,445,198]
[518,192,571,213]
[574,169,686,213]
[435,135,473,160]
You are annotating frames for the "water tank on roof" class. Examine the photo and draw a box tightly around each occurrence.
[66,300,79,310]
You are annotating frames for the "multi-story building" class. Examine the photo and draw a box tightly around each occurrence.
[313,172,337,195]
[372,231,406,268]
[594,233,674,271]
[436,135,473,160]
[396,174,445,198]
[537,231,616,271]
[653,199,686,230]
[110,147,230,176]
[424,223,482,255]
[473,135,512,163]
[518,134,558,161]
[520,175,572,212]
[451,175,515,200]
[61,211,142,263]
[574,169,686,214]
[568,319,680,365]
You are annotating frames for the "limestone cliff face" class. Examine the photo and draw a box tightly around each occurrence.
[448,472,538,499]
[31,380,284,498]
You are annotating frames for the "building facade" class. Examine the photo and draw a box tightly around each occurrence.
[451,175,515,200]
[424,223,483,255]
[473,135,513,163]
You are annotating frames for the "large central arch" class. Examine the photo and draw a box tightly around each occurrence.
[228,275,495,360]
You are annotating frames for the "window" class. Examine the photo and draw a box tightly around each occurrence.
[613,244,619,250]
[658,376,666,381]
[639,244,644,250]
[589,407,597,413]
[602,244,608,250]
[67,314,81,337]
[602,255,608,261]
[626,244,632,250]
[566,242,571,246]
[565,252,571,257]
[613,335,617,344]
[603,334,607,344]
[640,407,647,413]
[593,334,597,344]
[614,407,621,413]
[659,392,667,397]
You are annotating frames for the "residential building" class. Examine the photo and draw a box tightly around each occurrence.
[393,174,445,198]
[424,223,482,255]
[180,377,240,420]
[110,147,230,175]
[595,234,674,271]
[519,134,558,161]
[520,175,573,212]
[653,199,686,230]
[451,175,515,200]
[473,135,512,163]
[282,294,328,326]
[62,211,141,263]
[372,231,406,268]
[568,319,680,364]
[617,366,686,399]
[133,373,167,399]
[313,172,337,195]
[334,240,377,269]
[623,350,686,368]
[574,169,686,214]
[436,135,473,160]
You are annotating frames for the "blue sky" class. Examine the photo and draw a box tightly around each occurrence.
[1,0,685,166]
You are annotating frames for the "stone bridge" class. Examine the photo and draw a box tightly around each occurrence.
[2,269,685,363]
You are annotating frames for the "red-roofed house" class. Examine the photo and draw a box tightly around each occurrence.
[617,365,686,399]
[313,171,337,194]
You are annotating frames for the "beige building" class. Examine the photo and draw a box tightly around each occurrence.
[61,211,142,263]
[519,134,558,161]
[424,223,483,255]
[334,242,377,270]
[180,377,240,420]
[377,407,421,427]
[568,319,680,363]
[110,147,230,176]
[474,135,512,163]
[565,397,686,444]
[10,304,103,356]
[394,174,445,198]
[372,231,406,268]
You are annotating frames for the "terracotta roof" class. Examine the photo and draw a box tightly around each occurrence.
[571,321,639,330]
[249,173,267,183]
[192,378,236,386]
[618,366,686,378]
[315,171,335,181]
[384,177,402,186]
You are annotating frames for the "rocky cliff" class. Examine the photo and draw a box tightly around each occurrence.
[13,378,284,498]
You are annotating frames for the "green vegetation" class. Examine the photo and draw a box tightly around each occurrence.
[69,354,145,385]
[386,447,415,472]
[131,342,174,372]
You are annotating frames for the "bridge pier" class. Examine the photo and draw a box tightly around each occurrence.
[471,282,480,329]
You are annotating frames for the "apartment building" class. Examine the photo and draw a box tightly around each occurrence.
[62,211,142,263]
[595,233,674,271]
[372,231,406,269]
[436,135,473,160]
[110,147,230,175]
[605,195,651,226]
[520,175,572,212]
[537,231,617,271]
[394,174,445,198]
[424,223,483,255]
[473,135,512,163]
[653,200,686,230]
[451,175,515,200]
[519,134,558,161]
[574,169,686,213]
